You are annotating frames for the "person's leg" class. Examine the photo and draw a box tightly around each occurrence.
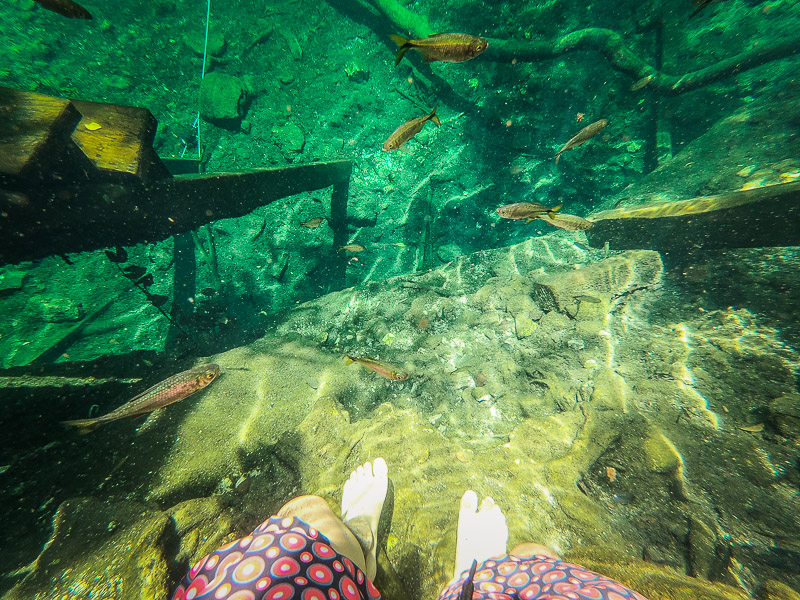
[277,495,368,570]
[340,457,389,580]
[277,458,388,581]
[509,542,560,560]
[452,490,509,579]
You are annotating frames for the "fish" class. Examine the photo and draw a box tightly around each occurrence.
[738,423,764,432]
[383,105,441,152]
[338,244,365,252]
[345,354,409,381]
[631,75,654,91]
[496,202,562,223]
[32,0,92,18]
[539,212,594,231]
[389,33,488,66]
[554,119,608,164]
[301,217,326,228]
[574,294,601,304]
[63,364,220,432]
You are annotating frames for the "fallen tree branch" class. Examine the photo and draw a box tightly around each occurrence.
[356,0,800,96]
[484,30,800,96]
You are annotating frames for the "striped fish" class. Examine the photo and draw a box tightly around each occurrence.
[63,363,220,432]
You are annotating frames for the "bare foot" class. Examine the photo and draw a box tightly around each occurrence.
[341,458,388,579]
[453,490,509,579]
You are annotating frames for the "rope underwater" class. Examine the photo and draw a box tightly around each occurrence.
[195,0,211,159]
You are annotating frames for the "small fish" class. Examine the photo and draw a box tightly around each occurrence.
[389,33,488,66]
[392,242,406,247]
[32,0,92,18]
[539,212,594,231]
[345,354,409,381]
[574,294,601,304]
[301,217,326,228]
[338,244,365,252]
[738,423,764,433]
[63,364,220,432]
[555,119,609,164]
[496,202,562,223]
[631,74,654,91]
[200,287,218,296]
[383,105,441,152]
[576,112,585,122]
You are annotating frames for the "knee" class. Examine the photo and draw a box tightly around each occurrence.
[277,495,331,520]
[509,542,560,560]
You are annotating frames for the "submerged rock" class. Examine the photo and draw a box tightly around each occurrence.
[10,239,799,600]
[199,72,245,122]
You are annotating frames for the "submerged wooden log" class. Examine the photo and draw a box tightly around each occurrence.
[341,0,800,96]
[585,181,800,251]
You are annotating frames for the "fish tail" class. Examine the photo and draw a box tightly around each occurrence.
[547,205,563,218]
[389,33,409,47]
[344,354,355,365]
[62,418,102,433]
[428,105,441,127]
[394,46,411,66]
[554,153,561,165]
[389,34,411,66]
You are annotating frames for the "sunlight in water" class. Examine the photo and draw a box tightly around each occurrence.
[673,323,719,429]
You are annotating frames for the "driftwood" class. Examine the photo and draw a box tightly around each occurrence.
[349,0,800,96]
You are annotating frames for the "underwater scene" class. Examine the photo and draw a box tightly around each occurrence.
[1,0,800,598]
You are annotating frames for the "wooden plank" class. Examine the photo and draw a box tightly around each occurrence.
[70,99,171,183]
[145,160,353,234]
[0,161,353,265]
[585,181,800,251]
[0,86,94,184]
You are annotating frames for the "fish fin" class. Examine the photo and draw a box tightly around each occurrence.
[524,218,534,223]
[394,46,411,66]
[429,105,441,127]
[389,33,408,47]
[389,34,411,66]
[62,419,101,433]
[554,153,561,165]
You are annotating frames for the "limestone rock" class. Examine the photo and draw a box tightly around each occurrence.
[199,72,245,122]
[272,122,305,153]
[768,392,800,440]
[531,250,663,314]
[183,26,226,57]
[6,497,173,600]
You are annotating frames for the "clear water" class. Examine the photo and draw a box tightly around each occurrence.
[1,0,799,598]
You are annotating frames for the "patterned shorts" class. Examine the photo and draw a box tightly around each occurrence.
[438,554,649,600]
[172,515,382,600]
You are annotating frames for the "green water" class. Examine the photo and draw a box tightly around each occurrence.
[1,0,799,598]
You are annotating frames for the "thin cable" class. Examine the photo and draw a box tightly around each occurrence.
[197,0,211,159]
